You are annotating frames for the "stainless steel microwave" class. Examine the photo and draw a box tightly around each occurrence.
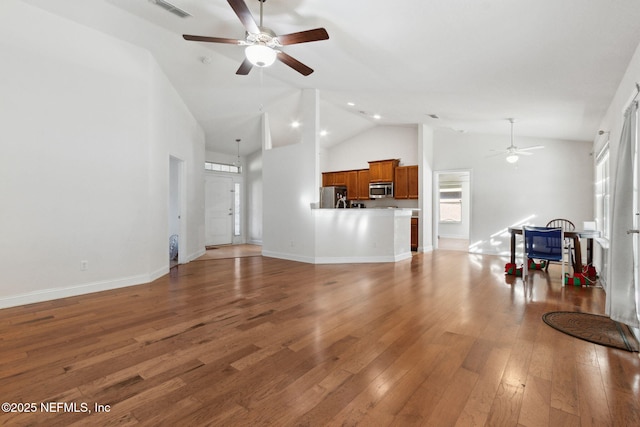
[369,182,393,198]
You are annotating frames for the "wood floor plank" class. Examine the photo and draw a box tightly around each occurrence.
[0,248,638,426]
[518,374,552,426]
[550,339,580,415]
[576,363,613,427]
[455,346,511,426]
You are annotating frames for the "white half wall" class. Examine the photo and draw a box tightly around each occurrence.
[0,1,205,308]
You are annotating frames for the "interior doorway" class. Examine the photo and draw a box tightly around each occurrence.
[434,170,471,251]
[169,156,185,268]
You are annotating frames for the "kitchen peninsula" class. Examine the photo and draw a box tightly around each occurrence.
[312,207,412,263]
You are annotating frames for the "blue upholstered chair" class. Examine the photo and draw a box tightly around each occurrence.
[523,226,565,281]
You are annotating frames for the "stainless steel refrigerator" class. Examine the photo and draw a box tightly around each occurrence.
[319,186,348,208]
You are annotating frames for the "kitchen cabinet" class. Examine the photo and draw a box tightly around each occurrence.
[346,170,358,200]
[368,159,399,183]
[411,217,419,251]
[322,171,346,187]
[394,165,419,199]
[325,169,369,200]
[357,169,370,200]
[347,169,371,200]
[322,172,333,187]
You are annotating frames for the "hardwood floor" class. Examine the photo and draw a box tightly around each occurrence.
[1,251,638,426]
[197,244,263,260]
[437,238,470,252]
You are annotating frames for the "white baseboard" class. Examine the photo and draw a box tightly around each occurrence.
[313,253,412,264]
[0,273,156,310]
[261,250,412,264]
[261,250,315,264]
[186,248,206,262]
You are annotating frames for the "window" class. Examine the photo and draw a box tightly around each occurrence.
[439,185,462,223]
[234,183,241,236]
[205,161,241,174]
[595,145,610,239]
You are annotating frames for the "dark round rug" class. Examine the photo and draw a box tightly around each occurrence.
[542,311,639,352]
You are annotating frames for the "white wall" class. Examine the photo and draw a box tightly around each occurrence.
[434,131,594,256]
[323,125,419,171]
[0,1,205,308]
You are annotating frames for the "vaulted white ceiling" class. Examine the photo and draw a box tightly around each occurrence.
[21,0,640,156]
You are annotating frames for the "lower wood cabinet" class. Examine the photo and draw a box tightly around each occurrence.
[411,217,418,251]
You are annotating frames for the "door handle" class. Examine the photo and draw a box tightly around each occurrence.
[627,229,640,234]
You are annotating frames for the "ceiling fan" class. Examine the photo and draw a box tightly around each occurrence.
[182,0,329,76]
[490,118,544,163]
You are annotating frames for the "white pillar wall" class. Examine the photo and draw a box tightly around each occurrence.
[261,89,320,262]
[419,124,435,252]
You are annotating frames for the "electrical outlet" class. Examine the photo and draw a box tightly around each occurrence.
[80,260,88,271]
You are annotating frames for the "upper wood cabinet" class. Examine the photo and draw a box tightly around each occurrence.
[394,165,418,199]
[322,172,333,187]
[324,169,370,200]
[322,171,347,187]
[368,159,399,183]
[346,170,358,200]
[357,169,370,200]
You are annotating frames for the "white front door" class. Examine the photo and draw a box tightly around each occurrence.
[205,174,233,246]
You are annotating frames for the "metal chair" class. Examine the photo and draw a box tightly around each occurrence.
[545,219,575,271]
[523,226,565,281]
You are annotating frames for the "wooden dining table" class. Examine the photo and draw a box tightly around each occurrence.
[508,226,601,273]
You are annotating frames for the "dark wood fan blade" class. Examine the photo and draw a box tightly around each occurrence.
[227,0,259,34]
[277,28,329,45]
[277,51,313,76]
[236,58,253,75]
[183,34,242,44]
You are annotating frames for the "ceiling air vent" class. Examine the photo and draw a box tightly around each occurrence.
[150,0,192,18]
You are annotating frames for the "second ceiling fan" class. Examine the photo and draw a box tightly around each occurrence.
[183,0,329,76]
[490,118,544,163]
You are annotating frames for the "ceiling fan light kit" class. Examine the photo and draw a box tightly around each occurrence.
[182,0,329,76]
[245,43,276,67]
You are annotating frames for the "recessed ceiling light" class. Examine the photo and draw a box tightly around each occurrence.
[320,130,328,136]
[291,121,301,128]
[373,114,381,120]
[347,102,355,106]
